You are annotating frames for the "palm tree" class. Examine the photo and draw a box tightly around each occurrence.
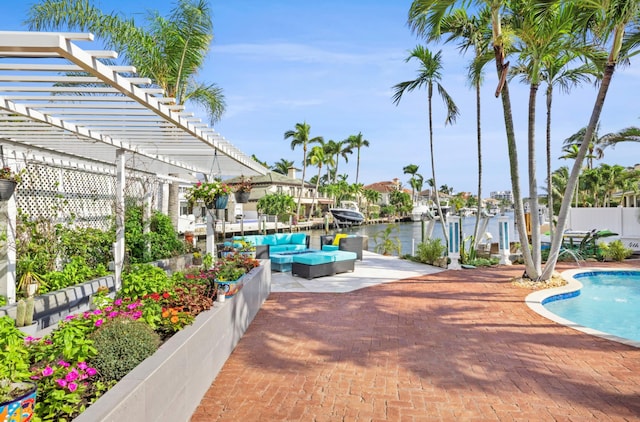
[564,124,640,169]
[438,6,492,249]
[306,145,334,218]
[271,158,294,175]
[540,56,601,242]
[506,1,588,275]
[392,46,459,246]
[284,122,322,218]
[411,174,424,200]
[27,0,225,123]
[347,132,369,184]
[543,0,640,280]
[403,164,420,200]
[251,155,270,168]
[409,0,536,276]
[333,139,353,183]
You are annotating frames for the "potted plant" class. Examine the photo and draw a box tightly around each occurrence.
[16,255,46,298]
[186,180,232,209]
[0,317,37,421]
[191,252,203,266]
[0,166,22,201]
[212,254,259,298]
[15,297,37,335]
[233,176,252,203]
[236,240,256,258]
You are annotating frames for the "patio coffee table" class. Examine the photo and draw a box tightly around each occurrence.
[270,250,319,272]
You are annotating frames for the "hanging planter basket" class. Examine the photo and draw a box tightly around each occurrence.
[207,194,229,210]
[0,179,17,201]
[234,191,250,203]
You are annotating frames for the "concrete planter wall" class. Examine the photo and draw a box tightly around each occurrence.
[0,275,116,331]
[74,261,271,422]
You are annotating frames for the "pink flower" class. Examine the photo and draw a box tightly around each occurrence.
[92,309,102,315]
[68,382,78,392]
[104,306,113,311]
[65,369,79,382]
[41,366,54,377]
[56,379,67,388]
[77,362,88,370]
[95,319,104,327]
[86,367,97,376]
[127,303,137,310]
[132,311,142,319]
[65,314,76,321]
[114,299,123,306]
[58,360,70,368]
[108,311,119,318]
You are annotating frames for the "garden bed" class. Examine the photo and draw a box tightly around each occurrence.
[73,260,271,422]
[0,275,116,331]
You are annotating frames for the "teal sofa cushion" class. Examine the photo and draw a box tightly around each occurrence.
[322,245,339,251]
[292,252,335,265]
[327,250,357,261]
[275,233,292,245]
[290,233,307,245]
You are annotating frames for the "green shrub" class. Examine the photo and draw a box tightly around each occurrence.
[125,205,185,263]
[58,226,114,268]
[43,257,108,293]
[599,240,633,262]
[120,263,174,300]
[415,238,446,265]
[373,225,402,256]
[89,318,160,382]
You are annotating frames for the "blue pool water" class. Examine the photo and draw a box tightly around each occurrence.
[543,270,640,342]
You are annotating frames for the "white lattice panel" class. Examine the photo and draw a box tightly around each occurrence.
[14,161,164,231]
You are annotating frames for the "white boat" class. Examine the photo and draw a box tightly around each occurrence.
[410,201,433,221]
[457,207,475,217]
[329,201,365,225]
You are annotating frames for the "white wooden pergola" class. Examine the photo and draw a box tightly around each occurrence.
[0,31,268,302]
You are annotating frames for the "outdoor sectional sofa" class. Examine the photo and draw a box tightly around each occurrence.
[229,233,311,259]
[320,234,365,260]
[291,250,358,279]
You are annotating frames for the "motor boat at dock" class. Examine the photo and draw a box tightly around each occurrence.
[329,201,365,225]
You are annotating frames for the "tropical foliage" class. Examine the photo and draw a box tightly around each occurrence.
[407,0,640,281]
[27,0,225,123]
[256,193,296,222]
[392,45,459,246]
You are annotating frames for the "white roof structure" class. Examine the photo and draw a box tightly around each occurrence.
[0,31,267,178]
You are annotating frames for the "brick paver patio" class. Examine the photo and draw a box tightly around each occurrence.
[191,261,640,421]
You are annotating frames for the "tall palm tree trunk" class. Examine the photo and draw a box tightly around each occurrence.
[297,148,307,218]
[494,50,537,278]
[472,79,483,248]
[541,63,616,280]
[545,86,554,244]
[528,83,541,274]
[428,85,449,246]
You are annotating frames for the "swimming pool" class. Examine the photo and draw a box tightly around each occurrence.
[526,269,640,348]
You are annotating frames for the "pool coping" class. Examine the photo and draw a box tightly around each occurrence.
[525,267,640,349]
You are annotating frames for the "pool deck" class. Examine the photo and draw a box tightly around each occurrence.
[191,254,640,421]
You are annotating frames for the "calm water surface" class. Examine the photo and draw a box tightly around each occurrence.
[307,212,517,256]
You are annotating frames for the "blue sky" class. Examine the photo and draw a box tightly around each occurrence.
[3,0,639,195]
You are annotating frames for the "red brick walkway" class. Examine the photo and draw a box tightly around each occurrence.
[192,261,640,421]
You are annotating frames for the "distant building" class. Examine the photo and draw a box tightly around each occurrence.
[225,167,332,218]
[363,178,403,205]
[490,190,513,203]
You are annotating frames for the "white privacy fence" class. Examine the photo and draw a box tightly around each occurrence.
[568,207,640,252]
